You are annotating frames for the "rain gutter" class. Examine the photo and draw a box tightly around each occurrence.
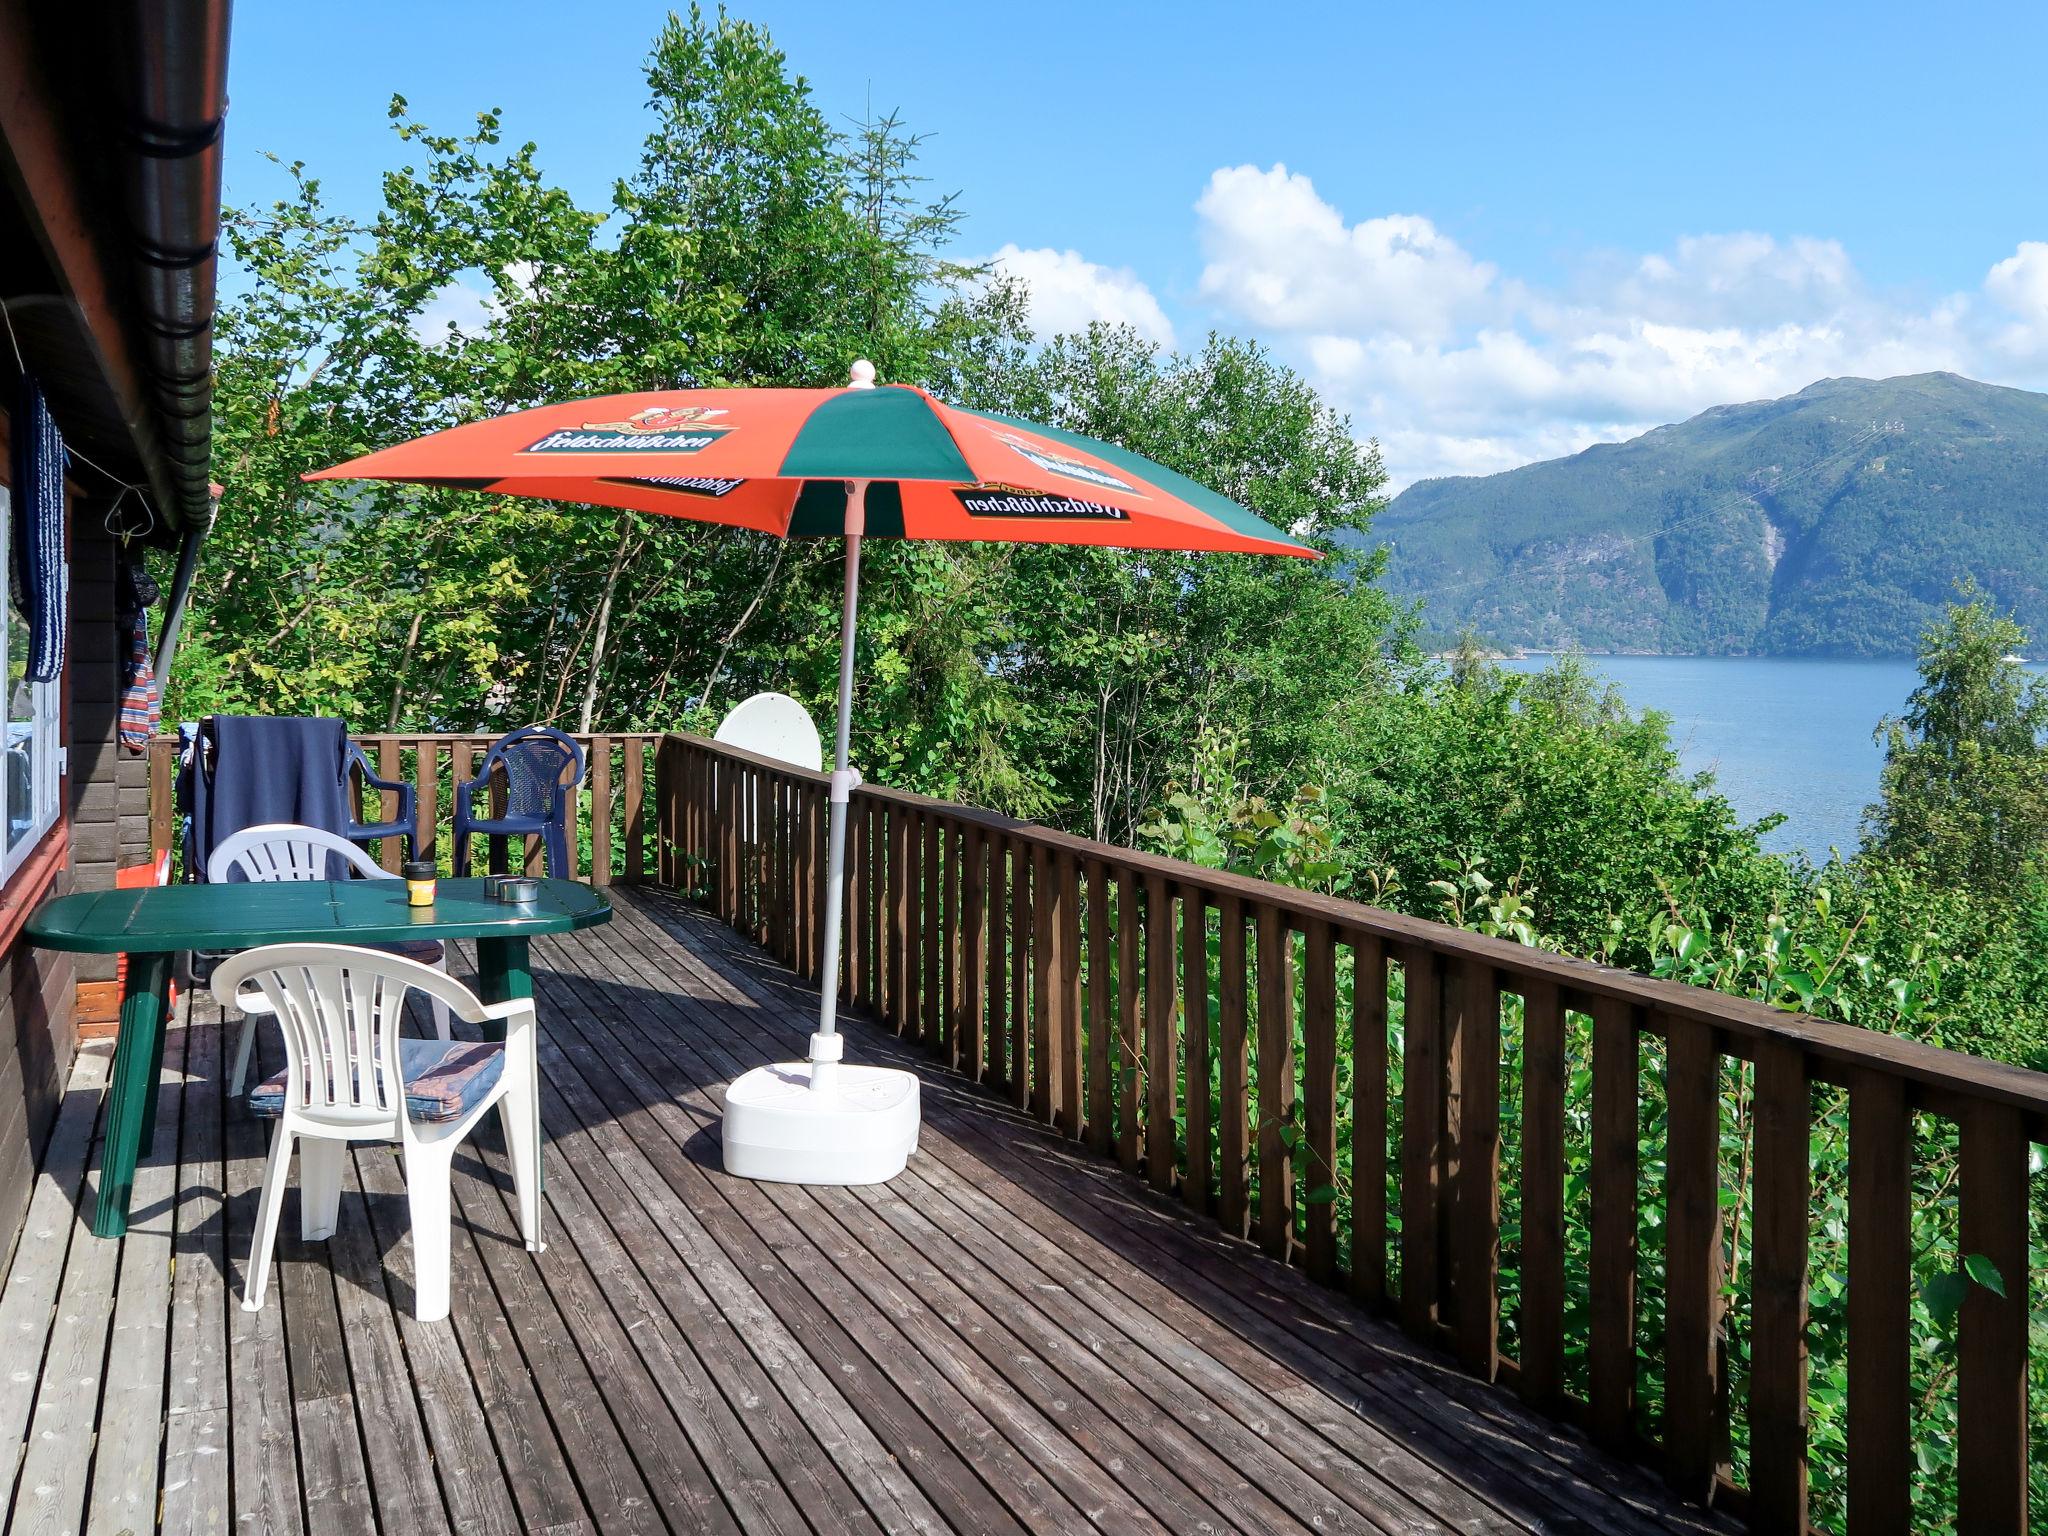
[126,0,232,532]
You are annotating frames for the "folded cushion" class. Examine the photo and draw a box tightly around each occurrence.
[248,1036,504,1123]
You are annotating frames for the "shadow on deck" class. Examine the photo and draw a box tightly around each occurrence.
[0,887,1739,1535]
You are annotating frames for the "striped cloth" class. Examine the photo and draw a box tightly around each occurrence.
[117,553,160,749]
[10,376,65,683]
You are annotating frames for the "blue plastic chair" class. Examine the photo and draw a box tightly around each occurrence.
[452,726,586,878]
[343,741,419,862]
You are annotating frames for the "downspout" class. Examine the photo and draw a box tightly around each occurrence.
[152,487,213,683]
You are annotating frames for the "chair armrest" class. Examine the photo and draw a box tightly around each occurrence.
[360,768,416,821]
[476,997,535,1026]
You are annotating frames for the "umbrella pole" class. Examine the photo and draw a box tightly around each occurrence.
[808,478,866,1092]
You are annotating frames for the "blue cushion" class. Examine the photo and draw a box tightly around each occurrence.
[248,1037,504,1123]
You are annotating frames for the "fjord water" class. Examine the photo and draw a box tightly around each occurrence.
[1498,654,1938,860]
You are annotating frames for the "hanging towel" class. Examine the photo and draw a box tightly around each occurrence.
[118,621,160,749]
[187,716,353,881]
[10,375,66,682]
[116,553,161,750]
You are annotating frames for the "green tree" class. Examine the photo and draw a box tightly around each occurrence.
[959,324,1403,841]
[188,7,1016,748]
[1862,585,2048,894]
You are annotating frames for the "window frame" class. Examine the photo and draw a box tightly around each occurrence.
[0,481,64,884]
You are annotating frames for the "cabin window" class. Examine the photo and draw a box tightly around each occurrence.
[0,485,61,878]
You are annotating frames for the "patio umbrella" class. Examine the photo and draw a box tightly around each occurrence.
[310,362,1315,1184]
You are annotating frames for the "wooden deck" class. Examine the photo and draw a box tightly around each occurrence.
[0,887,1740,1535]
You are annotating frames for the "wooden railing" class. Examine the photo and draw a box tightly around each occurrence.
[657,731,2047,1534]
[147,732,661,885]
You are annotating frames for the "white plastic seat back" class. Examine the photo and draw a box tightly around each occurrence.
[213,944,474,1137]
[209,822,389,884]
[210,822,448,1095]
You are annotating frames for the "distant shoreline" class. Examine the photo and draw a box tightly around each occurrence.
[1438,649,2025,663]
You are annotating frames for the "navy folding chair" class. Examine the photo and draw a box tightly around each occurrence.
[343,741,419,862]
[452,726,585,877]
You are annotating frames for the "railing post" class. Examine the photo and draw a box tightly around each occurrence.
[451,738,474,877]
[1115,867,1142,1175]
[1847,1068,1909,1536]
[1216,893,1249,1241]
[1181,888,1212,1215]
[844,792,864,1009]
[1516,978,1564,1407]
[984,828,1007,1084]
[923,812,943,1048]
[1399,946,1444,1338]
[376,737,403,872]
[1085,859,1112,1153]
[1302,919,1339,1284]
[1588,993,1639,1451]
[653,739,674,887]
[943,819,963,1069]
[960,824,987,1079]
[623,737,646,883]
[417,738,439,870]
[1008,839,1030,1109]
[903,807,924,1039]
[1958,1099,2030,1534]
[720,755,739,922]
[589,736,612,887]
[1146,874,1177,1191]
[1663,1015,1725,1499]
[1254,904,1295,1260]
[1452,958,1500,1377]
[1350,933,1389,1310]
[1749,1037,1811,1528]
[1032,840,1054,1122]
[147,737,176,870]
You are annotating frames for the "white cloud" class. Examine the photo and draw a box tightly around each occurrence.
[985,244,1176,348]
[1984,242,2048,363]
[1196,164,1497,342]
[1188,164,2045,490]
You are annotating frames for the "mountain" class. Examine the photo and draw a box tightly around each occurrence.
[1372,373,2048,656]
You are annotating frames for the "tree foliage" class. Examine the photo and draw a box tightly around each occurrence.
[189,8,1395,847]
[1862,584,2048,893]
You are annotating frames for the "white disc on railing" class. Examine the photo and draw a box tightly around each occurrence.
[714,692,823,771]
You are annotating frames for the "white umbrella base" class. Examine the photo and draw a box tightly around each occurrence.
[721,1061,921,1185]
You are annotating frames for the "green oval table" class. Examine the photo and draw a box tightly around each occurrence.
[28,876,612,1237]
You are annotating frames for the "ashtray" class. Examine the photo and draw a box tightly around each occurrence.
[492,877,540,905]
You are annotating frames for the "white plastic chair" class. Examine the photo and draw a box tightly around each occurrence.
[214,943,540,1322]
[210,822,451,1092]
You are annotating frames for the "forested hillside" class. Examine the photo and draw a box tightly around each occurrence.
[1374,372,2048,655]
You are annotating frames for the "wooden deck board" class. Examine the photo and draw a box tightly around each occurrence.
[546,920,1349,1536]
[161,1014,231,1536]
[0,1044,108,1511]
[535,936,1185,1536]
[87,1010,190,1536]
[0,886,1741,1535]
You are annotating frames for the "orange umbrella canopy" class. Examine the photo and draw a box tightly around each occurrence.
[307,380,1314,560]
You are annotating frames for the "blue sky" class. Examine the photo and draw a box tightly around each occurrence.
[228,1,2048,488]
